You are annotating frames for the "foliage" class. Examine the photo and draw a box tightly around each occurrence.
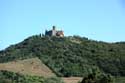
[79,65,115,83]
[44,77,64,83]
[0,70,63,83]
[0,35,125,77]
[80,73,114,83]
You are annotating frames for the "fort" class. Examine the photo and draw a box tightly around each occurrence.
[45,26,64,37]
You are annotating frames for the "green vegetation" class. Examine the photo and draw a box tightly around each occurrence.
[0,35,125,78]
[80,73,114,83]
[0,70,63,83]
[79,68,115,83]
[115,77,125,83]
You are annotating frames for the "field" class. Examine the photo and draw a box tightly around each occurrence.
[62,77,82,83]
[0,57,55,77]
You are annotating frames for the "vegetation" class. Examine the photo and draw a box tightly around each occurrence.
[80,67,114,83]
[0,70,63,83]
[115,77,125,83]
[0,35,125,77]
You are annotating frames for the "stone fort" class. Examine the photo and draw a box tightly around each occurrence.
[45,26,64,37]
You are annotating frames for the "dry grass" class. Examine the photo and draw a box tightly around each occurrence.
[62,77,82,83]
[0,57,55,77]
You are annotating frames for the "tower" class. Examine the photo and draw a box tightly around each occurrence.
[52,26,56,36]
[52,26,56,30]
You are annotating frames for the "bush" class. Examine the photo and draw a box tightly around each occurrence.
[0,70,64,83]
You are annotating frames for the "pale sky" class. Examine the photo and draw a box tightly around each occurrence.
[0,0,125,50]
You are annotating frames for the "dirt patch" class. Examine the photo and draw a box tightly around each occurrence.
[62,77,82,83]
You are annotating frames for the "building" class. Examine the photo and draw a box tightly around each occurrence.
[45,26,64,37]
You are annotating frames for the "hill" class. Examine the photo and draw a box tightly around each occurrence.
[0,35,125,78]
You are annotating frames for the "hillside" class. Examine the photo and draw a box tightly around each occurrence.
[0,35,125,78]
[0,58,55,77]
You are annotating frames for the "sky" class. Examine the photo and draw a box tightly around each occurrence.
[0,0,125,50]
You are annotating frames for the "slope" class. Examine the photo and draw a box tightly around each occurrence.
[0,57,55,77]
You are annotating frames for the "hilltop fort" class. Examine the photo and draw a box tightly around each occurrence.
[45,26,64,37]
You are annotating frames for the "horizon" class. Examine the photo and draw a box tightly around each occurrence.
[0,0,125,50]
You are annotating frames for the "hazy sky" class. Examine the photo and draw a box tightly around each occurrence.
[0,0,125,50]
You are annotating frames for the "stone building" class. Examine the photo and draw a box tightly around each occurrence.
[45,26,64,37]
